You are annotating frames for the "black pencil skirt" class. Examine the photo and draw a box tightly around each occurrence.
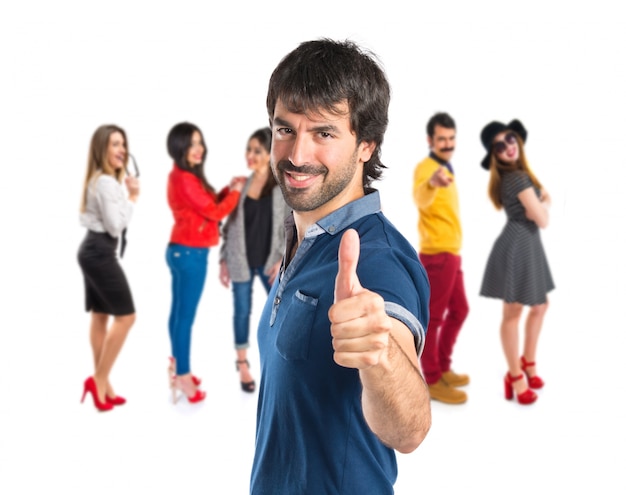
[77,230,135,316]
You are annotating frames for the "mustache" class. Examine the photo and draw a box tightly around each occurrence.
[441,147,455,153]
[276,160,327,176]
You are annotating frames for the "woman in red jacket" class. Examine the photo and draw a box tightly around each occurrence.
[165,122,245,404]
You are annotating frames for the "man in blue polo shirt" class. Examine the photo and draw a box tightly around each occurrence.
[250,38,432,495]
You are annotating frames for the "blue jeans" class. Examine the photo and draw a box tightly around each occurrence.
[166,243,209,375]
[232,267,272,349]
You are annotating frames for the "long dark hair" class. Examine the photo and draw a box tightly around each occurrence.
[167,122,215,194]
[249,126,277,197]
[266,38,390,190]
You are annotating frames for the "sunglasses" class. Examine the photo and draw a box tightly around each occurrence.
[493,132,517,154]
[125,153,140,178]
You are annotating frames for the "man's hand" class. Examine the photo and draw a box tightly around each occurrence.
[428,166,453,188]
[329,229,391,370]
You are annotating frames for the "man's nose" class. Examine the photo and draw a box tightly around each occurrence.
[289,135,314,166]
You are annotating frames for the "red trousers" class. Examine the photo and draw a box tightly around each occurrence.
[419,252,469,385]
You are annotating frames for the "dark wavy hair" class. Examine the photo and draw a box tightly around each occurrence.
[426,112,456,138]
[248,126,277,197]
[167,122,215,194]
[266,38,390,190]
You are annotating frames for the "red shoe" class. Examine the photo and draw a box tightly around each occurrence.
[168,357,201,386]
[170,376,206,404]
[504,373,537,405]
[521,356,544,389]
[106,395,126,406]
[81,377,113,412]
[185,389,206,403]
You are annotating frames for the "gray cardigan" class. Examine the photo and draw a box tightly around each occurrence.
[219,177,291,282]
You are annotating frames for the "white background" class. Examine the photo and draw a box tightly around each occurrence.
[1,1,624,493]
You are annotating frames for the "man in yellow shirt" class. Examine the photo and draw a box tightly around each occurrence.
[413,112,469,404]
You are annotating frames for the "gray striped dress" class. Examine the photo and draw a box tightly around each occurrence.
[480,170,554,305]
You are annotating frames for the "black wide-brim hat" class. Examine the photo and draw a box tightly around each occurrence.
[480,119,527,170]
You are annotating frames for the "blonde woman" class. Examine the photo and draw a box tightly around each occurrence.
[77,124,139,412]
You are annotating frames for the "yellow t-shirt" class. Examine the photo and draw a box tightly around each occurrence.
[412,156,462,255]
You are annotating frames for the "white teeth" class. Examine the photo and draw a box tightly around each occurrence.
[292,175,311,182]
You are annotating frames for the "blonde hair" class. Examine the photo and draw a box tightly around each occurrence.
[487,132,542,210]
[80,125,128,212]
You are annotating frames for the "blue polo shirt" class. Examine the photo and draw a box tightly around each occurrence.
[250,190,429,495]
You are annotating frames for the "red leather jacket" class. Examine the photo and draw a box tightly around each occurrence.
[167,165,240,248]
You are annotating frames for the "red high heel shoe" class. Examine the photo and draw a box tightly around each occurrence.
[168,357,201,386]
[81,376,113,412]
[170,375,206,404]
[504,373,537,405]
[106,395,126,406]
[521,356,544,389]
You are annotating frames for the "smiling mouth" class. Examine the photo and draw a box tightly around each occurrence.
[278,161,326,182]
[282,171,320,190]
[287,172,315,182]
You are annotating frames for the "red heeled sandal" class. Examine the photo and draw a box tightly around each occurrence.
[521,356,544,389]
[81,376,113,412]
[168,357,201,386]
[170,375,206,404]
[504,373,537,405]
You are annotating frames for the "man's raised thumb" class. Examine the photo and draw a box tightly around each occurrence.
[334,229,363,302]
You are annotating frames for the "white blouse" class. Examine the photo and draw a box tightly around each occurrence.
[79,174,134,239]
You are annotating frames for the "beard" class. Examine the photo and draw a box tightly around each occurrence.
[273,150,359,212]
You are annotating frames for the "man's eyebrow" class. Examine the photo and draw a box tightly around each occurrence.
[273,116,291,127]
[273,116,342,135]
[310,123,340,134]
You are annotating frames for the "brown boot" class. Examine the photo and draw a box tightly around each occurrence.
[442,370,470,387]
[428,378,467,404]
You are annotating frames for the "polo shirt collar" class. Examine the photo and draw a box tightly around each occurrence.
[305,189,382,238]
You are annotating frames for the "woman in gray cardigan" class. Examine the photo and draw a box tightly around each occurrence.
[219,127,290,392]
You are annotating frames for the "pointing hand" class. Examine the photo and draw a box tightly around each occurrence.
[429,166,453,188]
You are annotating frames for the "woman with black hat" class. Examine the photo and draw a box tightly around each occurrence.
[479,119,554,405]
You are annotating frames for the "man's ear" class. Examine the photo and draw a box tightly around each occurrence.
[359,140,376,163]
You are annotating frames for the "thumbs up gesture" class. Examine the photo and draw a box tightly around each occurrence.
[328,229,391,370]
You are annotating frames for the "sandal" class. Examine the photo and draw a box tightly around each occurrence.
[236,359,256,393]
